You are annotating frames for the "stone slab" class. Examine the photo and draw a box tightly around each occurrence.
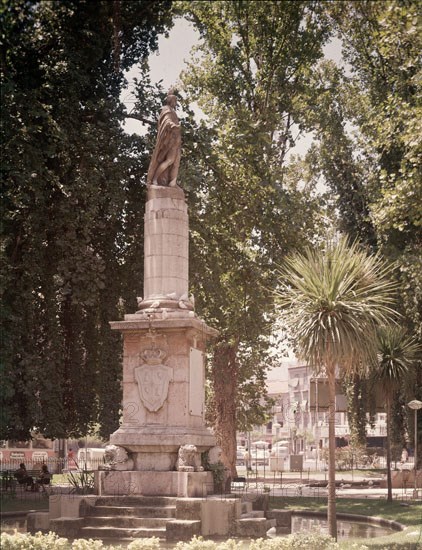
[166,519,201,541]
[27,512,50,534]
[200,498,241,536]
[235,517,272,538]
[49,494,96,520]
[110,316,219,338]
[147,185,185,201]
[266,509,292,528]
[175,498,202,520]
[50,517,85,539]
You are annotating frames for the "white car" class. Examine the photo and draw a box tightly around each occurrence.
[250,449,269,466]
[271,445,289,457]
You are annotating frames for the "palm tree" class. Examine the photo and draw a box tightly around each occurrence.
[372,327,420,502]
[275,237,397,539]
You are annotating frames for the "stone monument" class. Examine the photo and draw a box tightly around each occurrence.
[38,90,285,542]
[97,90,218,498]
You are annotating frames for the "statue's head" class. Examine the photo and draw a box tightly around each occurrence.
[166,88,178,108]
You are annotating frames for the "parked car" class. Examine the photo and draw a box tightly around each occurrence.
[271,444,289,458]
[250,448,269,466]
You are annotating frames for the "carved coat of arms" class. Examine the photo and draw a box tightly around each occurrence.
[135,344,173,412]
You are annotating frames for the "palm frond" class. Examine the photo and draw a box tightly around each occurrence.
[275,236,399,374]
[372,326,421,395]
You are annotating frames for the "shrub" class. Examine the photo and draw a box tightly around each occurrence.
[175,536,218,550]
[127,538,161,550]
[249,533,340,550]
[72,538,121,549]
[0,530,68,549]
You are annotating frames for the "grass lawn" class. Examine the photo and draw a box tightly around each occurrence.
[271,496,422,549]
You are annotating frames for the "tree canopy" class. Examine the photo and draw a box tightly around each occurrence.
[299,0,421,445]
[1,0,173,440]
[2,0,420,467]
[175,0,330,473]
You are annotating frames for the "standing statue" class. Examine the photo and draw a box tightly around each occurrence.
[147,89,181,186]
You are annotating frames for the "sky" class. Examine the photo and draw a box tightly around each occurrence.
[122,18,199,135]
[122,17,345,147]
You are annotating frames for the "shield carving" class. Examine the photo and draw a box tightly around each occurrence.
[135,364,173,412]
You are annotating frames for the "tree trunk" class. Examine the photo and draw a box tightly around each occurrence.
[327,361,337,540]
[211,339,239,479]
[386,397,393,502]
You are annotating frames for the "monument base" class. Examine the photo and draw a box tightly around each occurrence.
[95,470,214,498]
[46,493,278,541]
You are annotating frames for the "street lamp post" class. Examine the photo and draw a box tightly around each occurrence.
[408,399,422,499]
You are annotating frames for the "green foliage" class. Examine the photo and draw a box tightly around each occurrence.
[250,534,340,550]
[303,0,421,334]
[66,468,95,495]
[175,0,330,473]
[0,531,69,550]
[126,538,161,550]
[343,375,372,446]
[371,325,421,500]
[1,1,173,439]
[372,326,420,395]
[202,450,225,487]
[174,536,342,550]
[298,3,422,453]
[319,445,371,471]
[276,235,398,537]
[276,237,398,373]
[71,539,113,550]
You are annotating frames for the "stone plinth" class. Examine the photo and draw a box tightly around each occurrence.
[95,470,213,498]
[107,185,218,496]
[27,512,50,534]
[109,315,217,472]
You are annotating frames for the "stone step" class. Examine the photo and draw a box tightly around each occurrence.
[89,505,176,518]
[94,496,177,507]
[236,517,275,538]
[79,526,167,539]
[240,510,265,519]
[85,516,170,529]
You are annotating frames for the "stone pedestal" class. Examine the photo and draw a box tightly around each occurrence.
[95,470,213,497]
[109,316,217,471]
[108,184,218,494]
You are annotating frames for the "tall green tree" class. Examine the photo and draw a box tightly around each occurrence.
[331,0,422,331]
[176,0,329,475]
[1,0,172,440]
[275,237,397,538]
[371,326,420,502]
[299,0,422,445]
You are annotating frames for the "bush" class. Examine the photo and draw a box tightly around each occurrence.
[72,538,120,549]
[175,536,218,550]
[0,530,68,549]
[0,532,380,550]
[250,534,340,550]
[127,538,161,550]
